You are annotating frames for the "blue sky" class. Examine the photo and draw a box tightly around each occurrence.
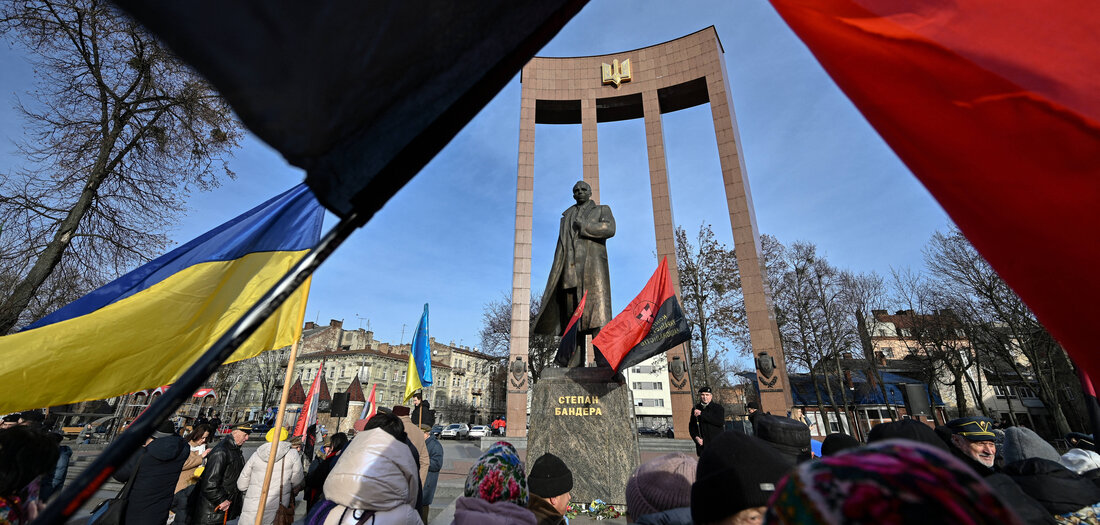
[0,2,951,365]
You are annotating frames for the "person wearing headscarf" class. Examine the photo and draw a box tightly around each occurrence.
[692,432,790,525]
[764,440,1025,525]
[625,452,696,525]
[453,441,536,525]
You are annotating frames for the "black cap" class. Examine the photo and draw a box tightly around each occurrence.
[753,414,811,466]
[691,431,790,523]
[528,453,573,498]
[946,417,996,442]
[153,420,176,438]
[820,433,861,456]
[746,401,760,411]
[232,423,253,434]
[868,419,950,452]
[698,386,712,394]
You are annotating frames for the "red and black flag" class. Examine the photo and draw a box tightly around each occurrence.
[593,257,691,372]
[555,291,587,367]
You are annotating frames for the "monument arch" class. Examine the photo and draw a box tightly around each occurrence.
[508,27,791,438]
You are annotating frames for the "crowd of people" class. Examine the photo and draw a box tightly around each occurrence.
[6,387,1100,524]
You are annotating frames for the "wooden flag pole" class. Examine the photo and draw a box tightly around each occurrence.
[254,277,312,525]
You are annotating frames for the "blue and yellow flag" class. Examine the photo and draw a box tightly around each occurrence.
[0,184,324,413]
[404,304,432,402]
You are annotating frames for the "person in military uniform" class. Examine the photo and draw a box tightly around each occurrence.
[689,386,724,457]
[946,416,998,475]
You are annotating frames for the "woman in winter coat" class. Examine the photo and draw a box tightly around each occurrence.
[237,429,305,525]
[316,423,423,524]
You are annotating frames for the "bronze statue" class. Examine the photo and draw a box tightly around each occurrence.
[532,181,615,366]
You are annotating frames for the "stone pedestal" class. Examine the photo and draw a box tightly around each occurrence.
[527,367,640,506]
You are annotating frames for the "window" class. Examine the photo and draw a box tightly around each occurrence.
[635,398,665,407]
[881,347,894,358]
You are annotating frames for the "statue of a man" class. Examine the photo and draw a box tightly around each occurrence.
[532,181,615,366]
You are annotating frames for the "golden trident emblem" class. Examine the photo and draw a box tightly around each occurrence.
[601,58,632,88]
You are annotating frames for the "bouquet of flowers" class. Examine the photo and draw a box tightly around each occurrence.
[565,499,622,520]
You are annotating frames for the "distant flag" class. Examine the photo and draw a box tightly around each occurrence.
[295,363,324,437]
[0,184,323,413]
[593,257,691,372]
[360,382,378,421]
[555,291,587,367]
[404,304,432,402]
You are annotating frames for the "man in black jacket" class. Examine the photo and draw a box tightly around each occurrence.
[113,421,189,525]
[689,386,724,456]
[188,425,249,525]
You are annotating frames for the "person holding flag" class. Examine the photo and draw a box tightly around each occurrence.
[404,304,433,421]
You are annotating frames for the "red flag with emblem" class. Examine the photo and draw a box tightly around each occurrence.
[593,257,691,372]
[555,291,587,366]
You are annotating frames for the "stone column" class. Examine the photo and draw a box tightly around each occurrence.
[582,98,601,203]
[706,53,793,415]
[507,83,535,437]
[642,90,695,439]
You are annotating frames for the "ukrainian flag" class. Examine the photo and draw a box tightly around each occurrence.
[0,184,324,413]
[404,303,432,402]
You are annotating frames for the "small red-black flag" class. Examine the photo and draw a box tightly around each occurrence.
[555,291,587,367]
[593,257,691,372]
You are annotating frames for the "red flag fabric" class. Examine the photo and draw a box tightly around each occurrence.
[354,383,378,431]
[294,364,324,437]
[555,291,587,367]
[593,258,691,372]
[769,0,1100,378]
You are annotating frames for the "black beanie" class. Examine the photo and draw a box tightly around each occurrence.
[868,419,950,452]
[691,431,790,524]
[153,420,176,438]
[528,453,573,498]
[754,414,811,466]
[821,433,861,456]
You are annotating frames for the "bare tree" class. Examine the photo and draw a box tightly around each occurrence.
[478,293,556,384]
[675,224,745,390]
[841,270,899,421]
[239,346,290,416]
[0,0,241,333]
[923,228,1075,435]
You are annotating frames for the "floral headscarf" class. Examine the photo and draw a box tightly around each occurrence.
[765,440,1024,525]
[464,441,529,506]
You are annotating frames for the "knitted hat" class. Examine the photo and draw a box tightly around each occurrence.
[754,414,811,466]
[1002,426,1060,465]
[1061,448,1100,474]
[820,433,861,456]
[528,453,573,498]
[625,453,696,519]
[692,431,791,524]
[153,420,176,438]
[867,419,950,452]
[764,440,1024,525]
[746,401,761,411]
[465,441,528,506]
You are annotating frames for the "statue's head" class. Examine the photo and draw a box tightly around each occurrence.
[572,181,591,205]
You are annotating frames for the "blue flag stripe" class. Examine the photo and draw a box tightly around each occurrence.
[25,184,324,330]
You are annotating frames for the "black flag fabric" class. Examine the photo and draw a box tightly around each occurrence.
[111,0,587,218]
[555,291,586,367]
[593,258,691,372]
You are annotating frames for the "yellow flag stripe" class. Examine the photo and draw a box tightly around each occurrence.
[404,351,423,403]
[0,249,310,413]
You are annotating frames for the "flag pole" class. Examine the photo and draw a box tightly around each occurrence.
[34,211,365,525]
[254,277,312,525]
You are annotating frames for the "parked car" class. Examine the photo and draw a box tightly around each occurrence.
[440,423,470,440]
[430,425,443,436]
[468,425,490,438]
[637,426,660,436]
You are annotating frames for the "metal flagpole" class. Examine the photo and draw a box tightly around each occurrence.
[34,211,365,525]
[254,278,313,525]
